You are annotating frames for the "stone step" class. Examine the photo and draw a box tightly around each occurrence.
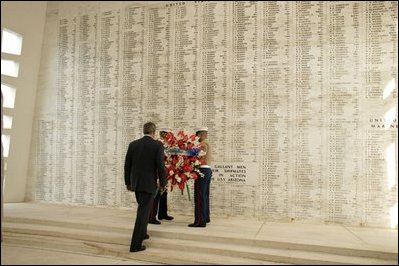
[3,222,397,265]
[3,232,284,265]
[4,216,397,261]
[149,236,397,265]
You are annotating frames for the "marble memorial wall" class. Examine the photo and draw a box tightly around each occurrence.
[27,1,398,228]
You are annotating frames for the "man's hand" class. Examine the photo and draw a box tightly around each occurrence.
[126,185,133,191]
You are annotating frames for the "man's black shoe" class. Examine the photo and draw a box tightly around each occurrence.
[149,220,161,225]
[130,245,146,252]
[159,215,174,221]
[144,234,150,240]
[188,223,206,227]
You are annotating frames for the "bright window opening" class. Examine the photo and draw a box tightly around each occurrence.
[1,83,16,108]
[1,134,11,158]
[3,115,13,129]
[1,28,23,55]
[1,59,19,77]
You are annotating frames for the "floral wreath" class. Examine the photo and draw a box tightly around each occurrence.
[162,131,205,198]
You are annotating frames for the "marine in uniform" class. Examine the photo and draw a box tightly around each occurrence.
[189,127,212,227]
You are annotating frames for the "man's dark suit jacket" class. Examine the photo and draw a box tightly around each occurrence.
[124,135,167,194]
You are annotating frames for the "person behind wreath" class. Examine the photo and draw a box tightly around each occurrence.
[149,128,174,224]
[189,127,212,227]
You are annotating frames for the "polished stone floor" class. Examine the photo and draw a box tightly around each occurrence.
[1,203,398,265]
[1,244,155,265]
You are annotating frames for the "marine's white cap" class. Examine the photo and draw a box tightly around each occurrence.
[195,127,208,132]
[159,128,172,133]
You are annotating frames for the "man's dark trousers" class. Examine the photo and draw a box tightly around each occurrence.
[193,168,212,225]
[130,191,153,250]
[150,191,169,221]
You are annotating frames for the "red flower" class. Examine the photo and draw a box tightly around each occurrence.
[177,140,184,149]
[178,181,185,191]
[182,164,192,173]
[191,172,198,180]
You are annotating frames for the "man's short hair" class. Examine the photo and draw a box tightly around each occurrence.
[143,122,156,134]
[159,128,172,133]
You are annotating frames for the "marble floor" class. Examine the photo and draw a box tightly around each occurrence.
[1,244,156,265]
[1,202,398,265]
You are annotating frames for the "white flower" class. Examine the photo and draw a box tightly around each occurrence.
[175,175,181,183]
[169,170,174,175]
[176,156,184,167]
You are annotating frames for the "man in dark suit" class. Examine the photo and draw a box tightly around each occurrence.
[124,122,167,252]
